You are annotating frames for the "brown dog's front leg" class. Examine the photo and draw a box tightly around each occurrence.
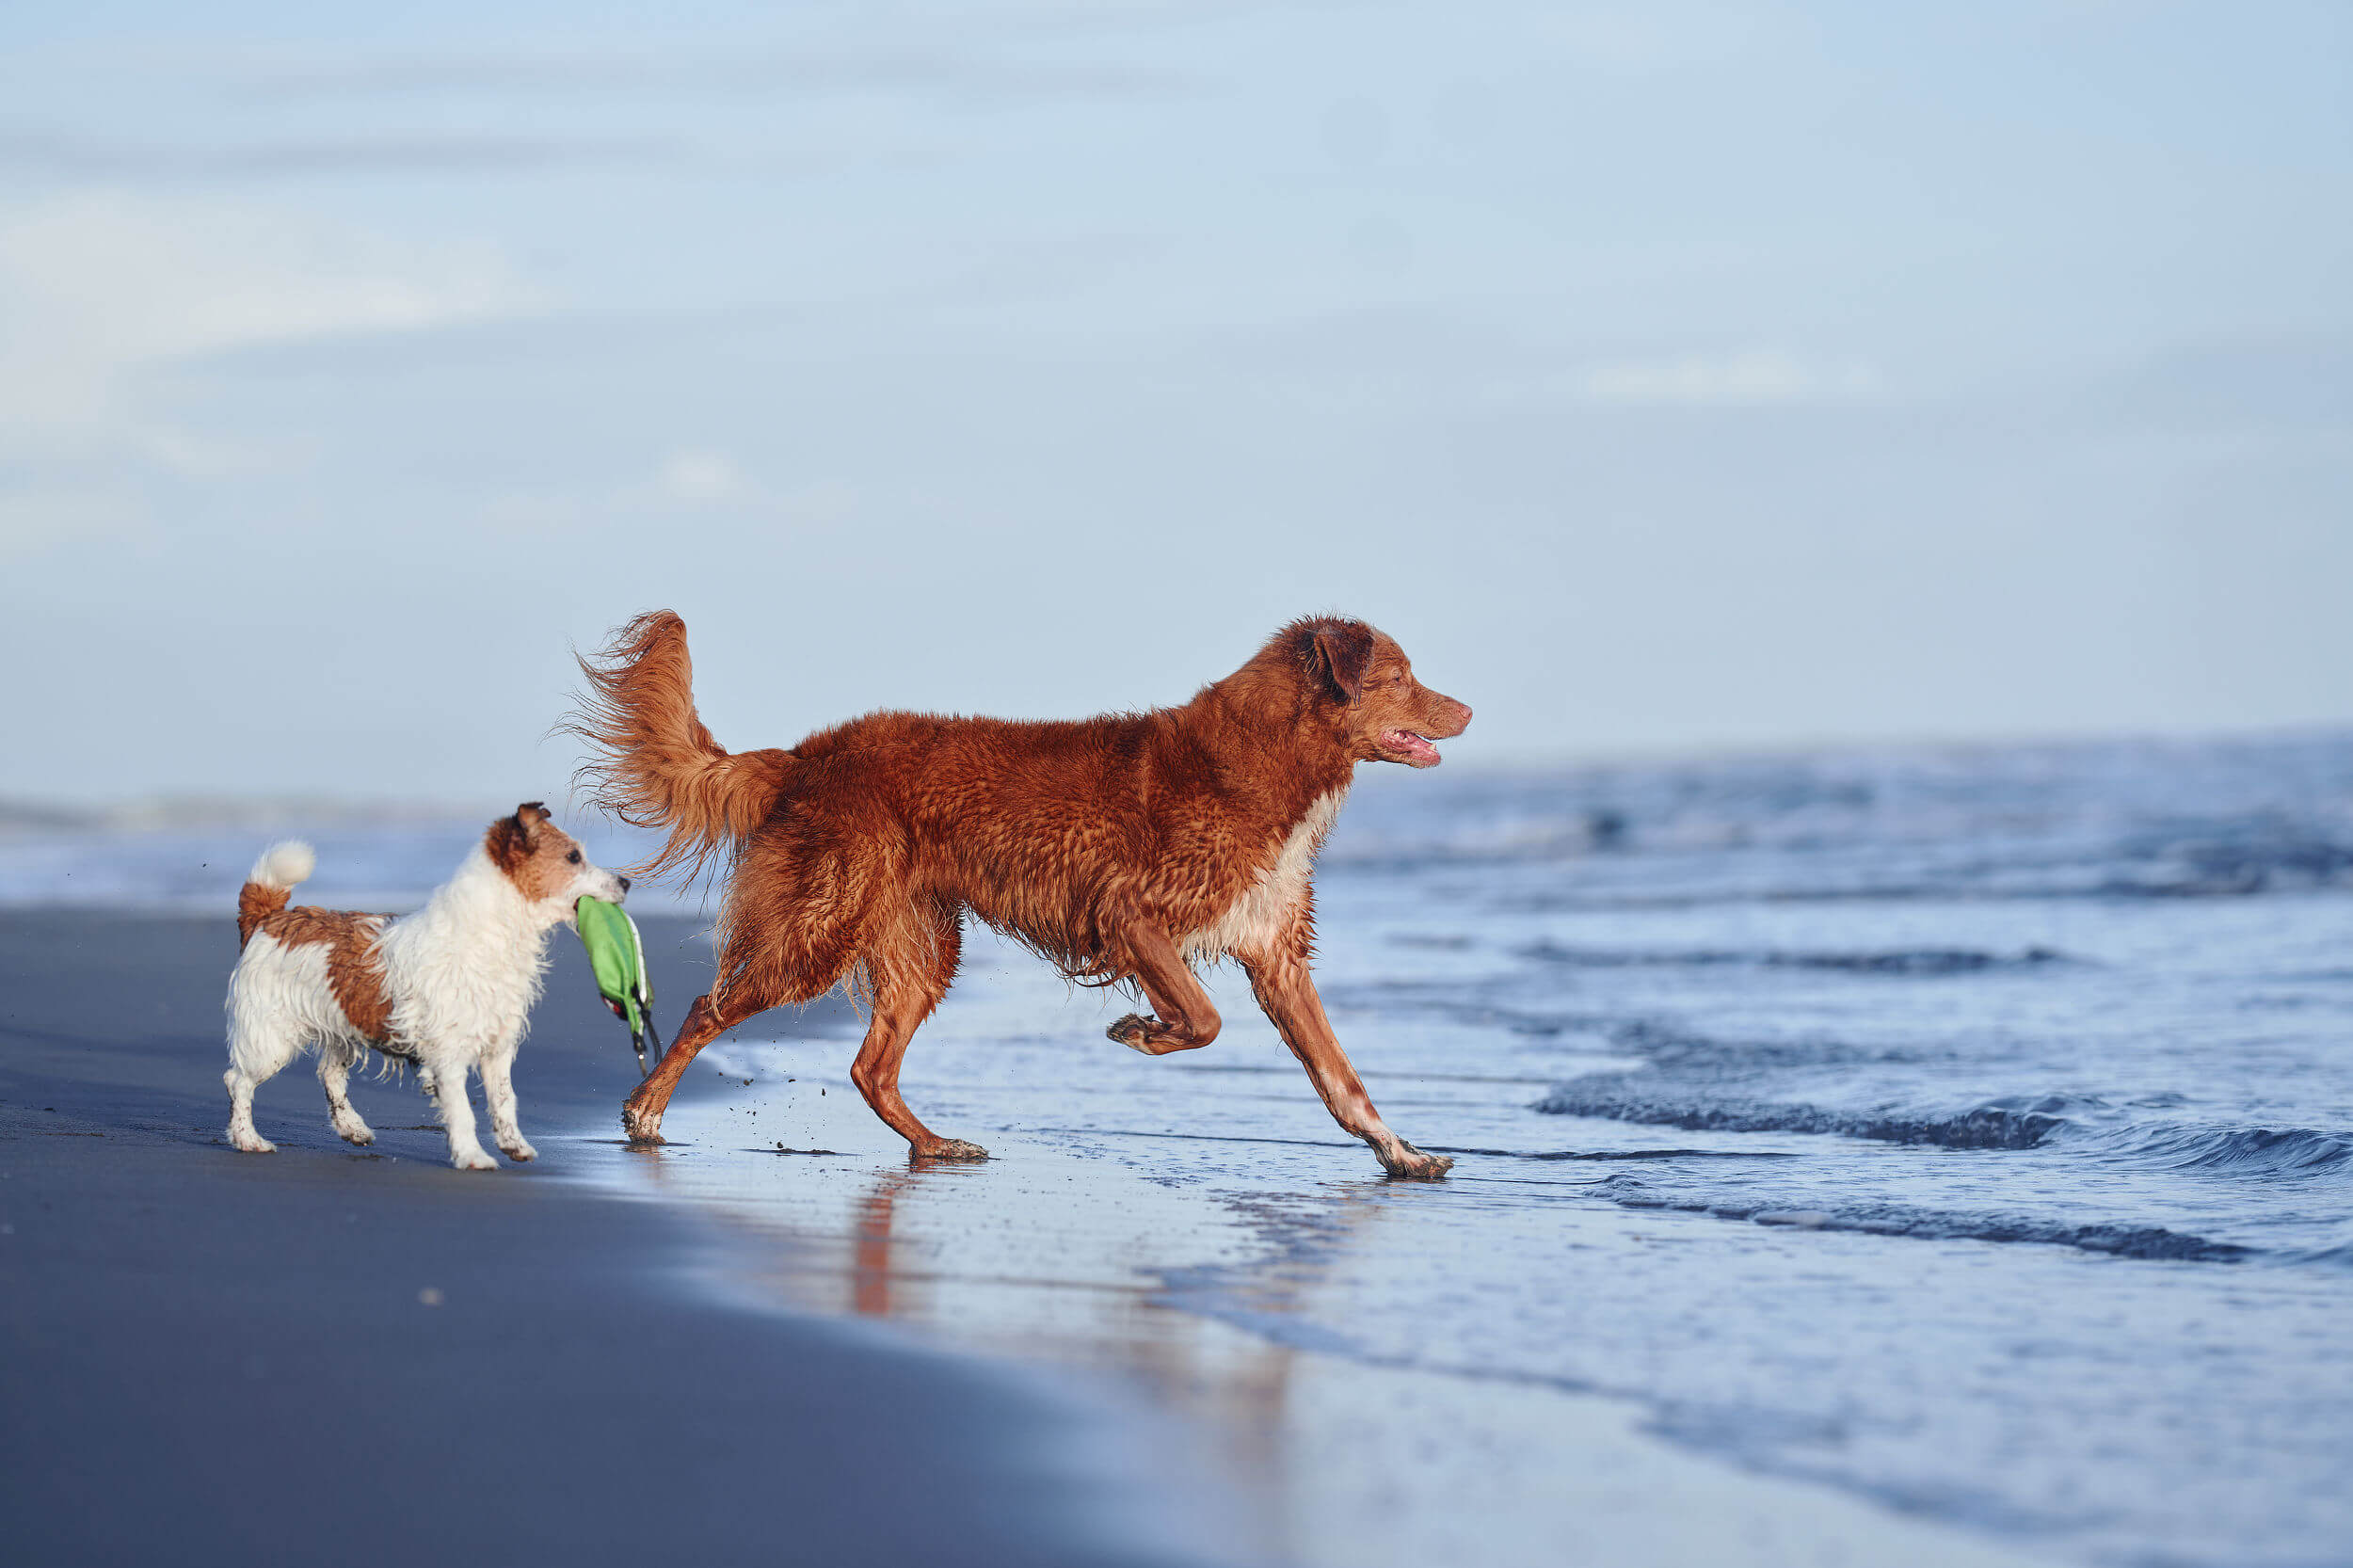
[1239,952,1452,1178]
[1105,924,1223,1056]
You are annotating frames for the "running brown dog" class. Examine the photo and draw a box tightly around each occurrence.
[567,612,1472,1177]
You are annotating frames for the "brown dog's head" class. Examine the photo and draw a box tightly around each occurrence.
[1288,616,1472,768]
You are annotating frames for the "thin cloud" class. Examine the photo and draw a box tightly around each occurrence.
[225,44,1201,108]
[471,459,861,536]
[0,129,687,181]
[0,190,541,462]
[1578,350,1881,407]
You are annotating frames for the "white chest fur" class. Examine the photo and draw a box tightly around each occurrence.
[1180,788,1347,963]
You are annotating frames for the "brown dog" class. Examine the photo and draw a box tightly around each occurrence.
[567,613,1472,1176]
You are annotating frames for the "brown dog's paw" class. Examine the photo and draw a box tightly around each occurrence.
[1108,1013,1206,1056]
[620,1103,667,1146]
[1380,1143,1454,1180]
[914,1138,989,1161]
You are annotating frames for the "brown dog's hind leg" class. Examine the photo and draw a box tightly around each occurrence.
[850,900,984,1160]
[1105,924,1223,1056]
[623,988,769,1144]
[626,839,872,1144]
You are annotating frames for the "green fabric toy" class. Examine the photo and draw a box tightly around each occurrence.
[575,896,661,1077]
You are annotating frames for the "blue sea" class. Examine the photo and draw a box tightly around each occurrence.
[1299,732,2353,1563]
[13,729,2350,1567]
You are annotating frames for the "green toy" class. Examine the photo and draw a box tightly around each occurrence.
[576,896,662,1077]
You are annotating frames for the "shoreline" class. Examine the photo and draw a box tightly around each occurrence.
[565,960,2070,1568]
[0,906,2091,1567]
[620,1143,2073,1568]
[0,910,1255,1568]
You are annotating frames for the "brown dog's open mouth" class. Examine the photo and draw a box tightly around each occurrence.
[1378,728,1443,766]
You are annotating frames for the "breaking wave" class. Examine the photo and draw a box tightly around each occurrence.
[1587,1174,2256,1262]
[1517,942,2073,976]
[2084,1123,2352,1177]
[1538,1076,2353,1187]
[1535,1083,2089,1149]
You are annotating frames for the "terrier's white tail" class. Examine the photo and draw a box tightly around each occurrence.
[237,840,316,945]
[249,841,316,889]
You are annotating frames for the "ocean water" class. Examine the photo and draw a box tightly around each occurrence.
[1275,731,2353,1564]
[14,730,2351,1567]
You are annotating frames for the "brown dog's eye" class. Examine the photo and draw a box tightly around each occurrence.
[567,850,582,864]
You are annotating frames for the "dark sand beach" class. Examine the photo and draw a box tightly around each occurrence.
[0,911,1251,1568]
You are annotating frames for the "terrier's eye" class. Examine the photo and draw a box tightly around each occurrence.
[566,850,582,864]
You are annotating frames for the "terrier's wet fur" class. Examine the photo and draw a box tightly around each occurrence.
[222,804,628,1170]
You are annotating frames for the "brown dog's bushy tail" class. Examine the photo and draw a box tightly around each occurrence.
[562,611,795,886]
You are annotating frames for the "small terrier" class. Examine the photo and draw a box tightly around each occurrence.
[223,803,629,1170]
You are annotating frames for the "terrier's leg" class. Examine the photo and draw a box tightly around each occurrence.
[418,1058,497,1172]
[318,1038,375,1146]
[481,1041,535,1162]
[224,1067,277,1154]
[224,1020,303,1155]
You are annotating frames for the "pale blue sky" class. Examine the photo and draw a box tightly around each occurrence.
[2,1,2346,802]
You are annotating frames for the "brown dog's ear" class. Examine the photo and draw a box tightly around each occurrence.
[487,804,548,873]
[1305,621,1374,706]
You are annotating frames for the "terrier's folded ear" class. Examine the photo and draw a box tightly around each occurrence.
[488,803,552,872]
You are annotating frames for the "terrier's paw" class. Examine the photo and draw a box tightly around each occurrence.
[498,1140,537,1163]
[229,1129,277,1155]
[913,1139,989,1161]
[335,1124,376,1146]
[1380,1143,1454,1180]
[450,1148,500,1173]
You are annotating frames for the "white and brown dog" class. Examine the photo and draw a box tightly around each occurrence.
[223,803,629,1170]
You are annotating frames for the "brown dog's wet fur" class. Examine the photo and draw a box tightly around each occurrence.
[568,613,1471,1176]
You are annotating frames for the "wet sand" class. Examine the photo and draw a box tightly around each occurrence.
[0,912,1250,1568]
[570,926,2068,1568]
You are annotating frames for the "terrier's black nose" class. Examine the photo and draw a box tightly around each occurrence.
[617,875,632,893]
